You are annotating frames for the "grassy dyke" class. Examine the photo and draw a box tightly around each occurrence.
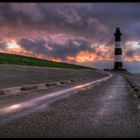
[0,53,95,70]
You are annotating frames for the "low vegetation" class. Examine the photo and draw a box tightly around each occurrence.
[0,53,95,70]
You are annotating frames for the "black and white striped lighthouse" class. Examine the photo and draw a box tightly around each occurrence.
[113,27,123,70]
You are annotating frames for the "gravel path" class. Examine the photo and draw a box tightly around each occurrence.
[0,64,107,89]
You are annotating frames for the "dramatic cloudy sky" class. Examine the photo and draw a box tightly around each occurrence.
[0,3,140,73]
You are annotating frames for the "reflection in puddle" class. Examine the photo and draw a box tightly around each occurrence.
[0,74,112,115]
[1,104,22,113]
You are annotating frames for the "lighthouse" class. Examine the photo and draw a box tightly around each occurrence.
[113,27,124,70]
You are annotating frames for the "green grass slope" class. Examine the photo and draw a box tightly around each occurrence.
[0,53,95,70]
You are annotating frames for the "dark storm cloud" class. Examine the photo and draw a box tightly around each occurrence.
[49,39,97,59]
[125,48,140,57]
[18,38,96,60]
[0,3,140,43]
[0,3,112,41]
[0,4,29,27]
[126,50,134,57]
[18,38,47,55]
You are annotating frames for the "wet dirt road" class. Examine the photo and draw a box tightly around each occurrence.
[0,72,140,138]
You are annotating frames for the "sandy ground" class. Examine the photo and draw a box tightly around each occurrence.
[0,64,108,89]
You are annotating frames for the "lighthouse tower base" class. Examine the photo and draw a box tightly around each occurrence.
[113,62,123,70]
